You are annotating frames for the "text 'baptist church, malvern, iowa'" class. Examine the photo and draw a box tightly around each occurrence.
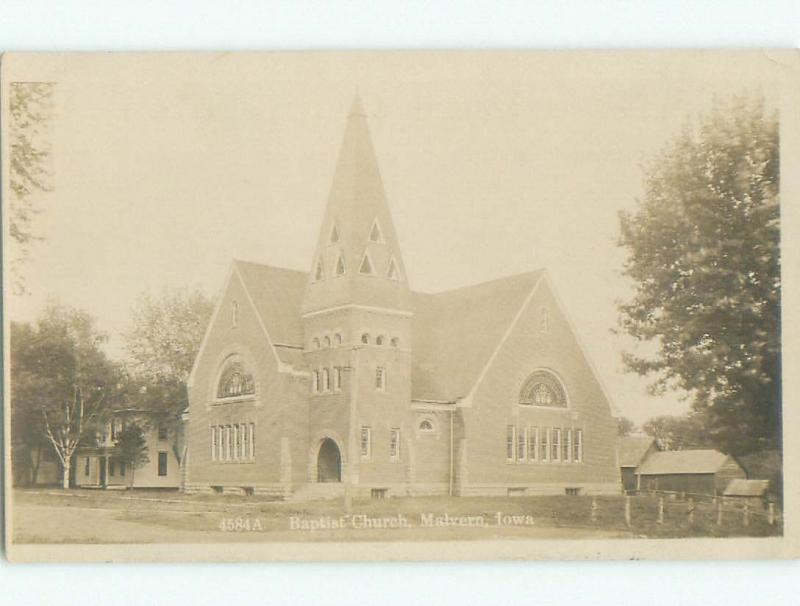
[182,97,620,499]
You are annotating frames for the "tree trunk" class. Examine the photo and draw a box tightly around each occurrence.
[61,465,70,490]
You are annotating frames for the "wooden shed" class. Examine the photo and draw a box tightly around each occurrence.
[723,479,770,510]
[637,449,746,496]
[618,436,658,493]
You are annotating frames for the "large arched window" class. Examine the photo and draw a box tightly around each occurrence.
[519,370,567,407]
[217,360,255,399]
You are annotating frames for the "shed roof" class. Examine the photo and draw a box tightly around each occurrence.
[618,436,656,468]
[723,479,769,497]
[638,449,729,476]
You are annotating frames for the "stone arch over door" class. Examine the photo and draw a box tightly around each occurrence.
[307,431,347,484]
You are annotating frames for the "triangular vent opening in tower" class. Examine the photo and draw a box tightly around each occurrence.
[359,251,374,275]
[329,222,340,244]
[314,259,324,282]
[335,252,346,276]
[387,257,401,281]
[369,219,384,243]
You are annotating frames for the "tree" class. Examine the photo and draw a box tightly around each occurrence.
[9,82,55,294]
[642,414,712,451]
[617,95,780,455]
[123,287,214,424]
[114,423,150,488]
[617,416,636,437]
[11,301,123,488]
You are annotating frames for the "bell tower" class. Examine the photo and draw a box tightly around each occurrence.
[302,96,413,492]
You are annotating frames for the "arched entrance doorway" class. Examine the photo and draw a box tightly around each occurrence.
[317,438,341,483]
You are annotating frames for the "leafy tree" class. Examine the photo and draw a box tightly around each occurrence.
[123,287,213,426]
[9,82,55,294]
[11,301,124,488]
[617,95,780,455]
[642,414,712,451]
[617,416,637,437]
[114,423,150,488]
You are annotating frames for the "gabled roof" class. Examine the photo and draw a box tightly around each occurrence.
[229,258,542,398]
[638,449,729,476]
[411,270,544,402]
[234,260,307,347]
[618,436,656,468]
[723,479,768,497]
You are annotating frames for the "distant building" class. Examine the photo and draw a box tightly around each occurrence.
[637,449,746,496]
[183,98,621,499]
[73,409,182,489]
[618,435,658,493]
[723,479,770,510]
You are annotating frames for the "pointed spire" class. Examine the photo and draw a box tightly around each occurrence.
[301,96,411,314]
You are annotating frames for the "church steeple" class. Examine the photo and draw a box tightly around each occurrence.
[302,96,411,314]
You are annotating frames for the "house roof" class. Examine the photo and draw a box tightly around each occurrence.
[232,258,543,401]
[618,436,656,468]
[723,479,768,497]
[638,449,729,476]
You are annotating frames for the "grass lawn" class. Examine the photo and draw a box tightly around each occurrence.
[10,488,782,544]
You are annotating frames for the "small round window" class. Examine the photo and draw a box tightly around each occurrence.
[334,333,342,346]
[419,419,435,432]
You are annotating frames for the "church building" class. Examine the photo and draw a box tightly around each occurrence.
[183,98,620,498]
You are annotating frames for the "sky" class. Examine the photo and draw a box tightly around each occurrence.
[4,51,786,426]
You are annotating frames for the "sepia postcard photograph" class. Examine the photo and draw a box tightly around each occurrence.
[2,50,798,562]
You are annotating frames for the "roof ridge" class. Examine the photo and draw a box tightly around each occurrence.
[233,258,308,275]
[414,268,545,298]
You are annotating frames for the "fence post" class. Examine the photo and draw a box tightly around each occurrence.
[657,496,664,525]
[624,495,631,528]
[716,498,723,526]
[743,504,750,527]
[768,502,775,526]
[591,497,598,523]
[687,498,695,524]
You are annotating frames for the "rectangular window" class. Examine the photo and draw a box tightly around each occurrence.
[333,367,342,391]
[360,427,371,458]
[517,427,527,462]
[574,429,583,462]
[506,426,516,462]
[249,423,255,460]
[564,429,572,462]
[529,427,539,461]
[241,424,248,461]
[552,428,561,462]
[84,457,90,476]
[541,428,550,461]
[225,426,232,461]
[236,424,243,460]
[312,370,319,393]
[211,426,217,461]
[109,460,116,477]
[389,428,400,459]
[158,451,168,476]
[120,461,126,476]
[376,367,386,391]
[158,425,168,441]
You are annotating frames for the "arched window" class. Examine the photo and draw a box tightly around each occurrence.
[323,335,331,348]
[322,368,330,392]
[376,335,385,346]
[361,333,370,345]
[217,360,255,399]
[390,337,399,348]
[334,333,342,346]
[419,419,435,432]
[231,300,239,328]
[312,337,320,350]
[519,371,567,407]
[311,370,319,393]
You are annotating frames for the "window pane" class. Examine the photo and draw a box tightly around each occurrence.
[506,426,515,461]
[517,427,527,461]
[158,452,168,476]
